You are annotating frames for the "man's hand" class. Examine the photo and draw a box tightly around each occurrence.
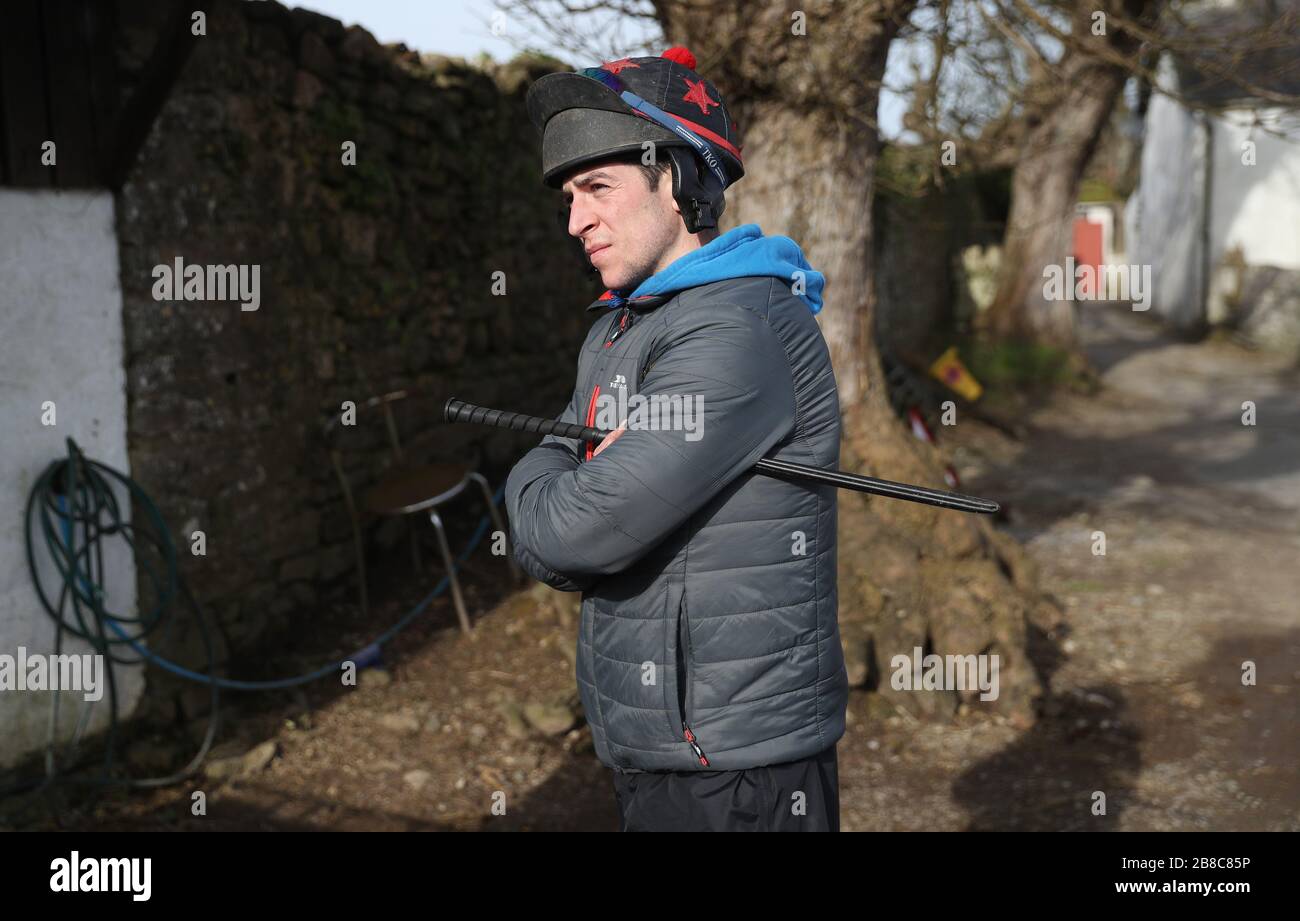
[592,422,626,457]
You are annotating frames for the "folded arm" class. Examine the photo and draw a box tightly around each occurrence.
[504,303,797,583]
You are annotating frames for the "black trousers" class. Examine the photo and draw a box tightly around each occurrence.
[610,744,839,832]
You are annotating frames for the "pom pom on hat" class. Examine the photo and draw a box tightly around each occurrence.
[661,46,697,70]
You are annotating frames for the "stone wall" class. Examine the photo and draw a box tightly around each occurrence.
[114,0,595,717]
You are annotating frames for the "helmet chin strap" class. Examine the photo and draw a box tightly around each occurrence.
[666,148,726,234]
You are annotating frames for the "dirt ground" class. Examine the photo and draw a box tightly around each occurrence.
[6,303,1297,832]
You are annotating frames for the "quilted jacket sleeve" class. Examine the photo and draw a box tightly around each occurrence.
[504,301,797,581]
[505,387,599,593]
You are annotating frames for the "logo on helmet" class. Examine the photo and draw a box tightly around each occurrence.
[681,78,719,116]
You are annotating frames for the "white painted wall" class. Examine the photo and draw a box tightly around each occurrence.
[1208,107,1300,273]
[1128,56,1300,339]
[1126,80,1208,331]
[0,190,142,771]
[1205,107,1300,330]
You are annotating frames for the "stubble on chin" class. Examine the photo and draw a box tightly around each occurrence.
[616,250,658,293]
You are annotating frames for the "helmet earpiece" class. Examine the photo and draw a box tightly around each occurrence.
[665,148,725,234]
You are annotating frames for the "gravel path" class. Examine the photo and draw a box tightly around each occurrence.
[839,304,1299,831]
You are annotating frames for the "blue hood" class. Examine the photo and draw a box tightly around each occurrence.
[618,224,825,315]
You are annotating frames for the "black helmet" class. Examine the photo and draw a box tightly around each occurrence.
[525,47,745,233]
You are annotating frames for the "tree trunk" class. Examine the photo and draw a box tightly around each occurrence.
[985,0,1160,349]
[653,0,1056,723]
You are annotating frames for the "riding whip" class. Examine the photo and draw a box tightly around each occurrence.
[444,398,999,515]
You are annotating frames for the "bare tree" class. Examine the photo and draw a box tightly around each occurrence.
[975,0,1164,347]
[892,0,1298,351]
[987,0,1300,348]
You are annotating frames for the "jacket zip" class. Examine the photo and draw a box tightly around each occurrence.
[588,305,629,461]
[676,595,709,766]
[683,722,709,767]
[583,383,601,461]
[603,304,631,348]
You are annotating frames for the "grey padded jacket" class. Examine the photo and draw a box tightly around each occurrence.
[505,275,848,773]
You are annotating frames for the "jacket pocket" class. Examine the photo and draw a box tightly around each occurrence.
[662,582,683,739]
[668,583,710,767]
[673,591,689,728]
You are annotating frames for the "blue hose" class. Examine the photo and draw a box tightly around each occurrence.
[98,491,502,690]
[8,436,508,796]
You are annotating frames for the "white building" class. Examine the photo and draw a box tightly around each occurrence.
[1126,47,1300,353]
[0,1,169,773]
[0,193,144,772]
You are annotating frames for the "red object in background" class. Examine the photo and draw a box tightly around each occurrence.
[1072,217,1104,298]
[906,408,961,489]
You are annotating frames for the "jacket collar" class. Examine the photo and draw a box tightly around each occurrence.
[584,289,672,313]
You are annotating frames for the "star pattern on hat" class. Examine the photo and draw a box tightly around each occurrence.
[680,77,719,115]
[600,57,640,74]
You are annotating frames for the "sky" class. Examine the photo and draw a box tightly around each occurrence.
[292,0,909,138]
[293,0,646,64]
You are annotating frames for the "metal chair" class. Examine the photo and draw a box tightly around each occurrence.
[323,389,522,636]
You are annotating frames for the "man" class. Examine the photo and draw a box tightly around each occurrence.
[507,46,848,832]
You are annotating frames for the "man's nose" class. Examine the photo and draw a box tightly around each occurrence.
[567,198,596,239]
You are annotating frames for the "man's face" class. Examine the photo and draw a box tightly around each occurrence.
[561,159,682,291]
